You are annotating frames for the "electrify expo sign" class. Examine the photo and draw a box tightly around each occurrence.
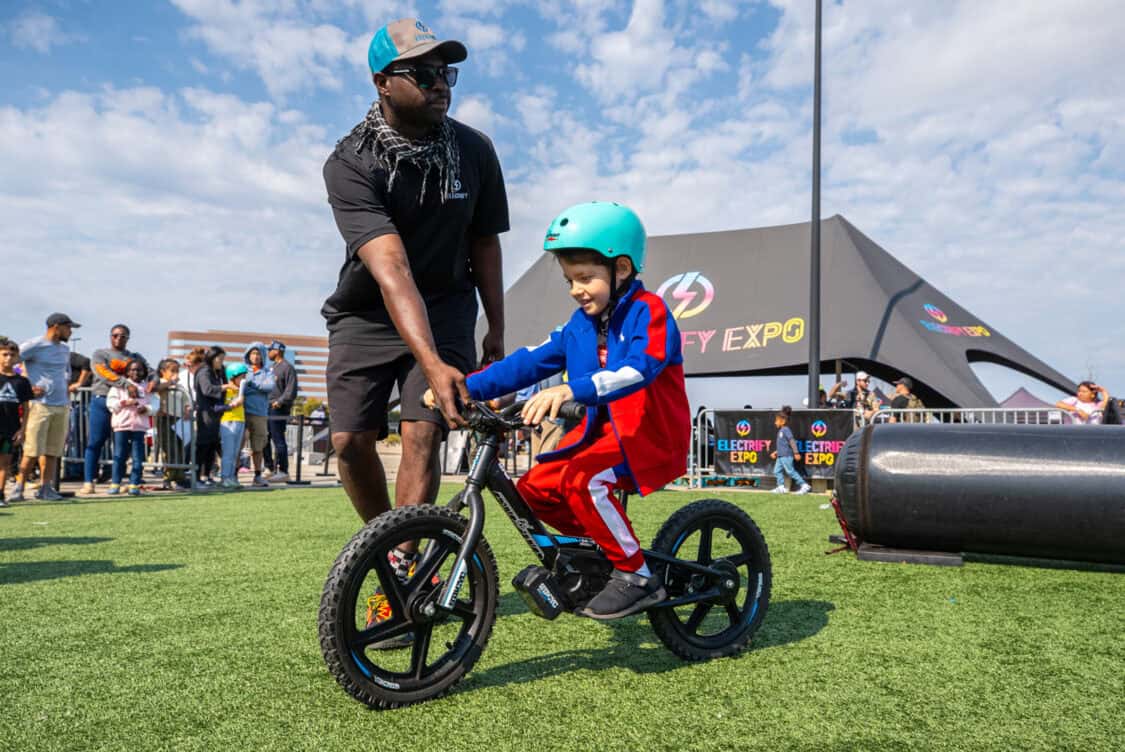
[656,273,807,356]
[712,410,854,479]
[920,303,991,337]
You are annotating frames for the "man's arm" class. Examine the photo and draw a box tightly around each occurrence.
[470,234,504,364]
[356,235,468,427]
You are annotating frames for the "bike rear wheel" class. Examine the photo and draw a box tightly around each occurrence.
[648,499,771,661]
[318,505,499,708]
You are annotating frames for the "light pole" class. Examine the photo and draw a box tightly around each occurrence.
[807,0,823,409]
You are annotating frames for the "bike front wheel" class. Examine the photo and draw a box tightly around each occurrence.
[318,505,499,708]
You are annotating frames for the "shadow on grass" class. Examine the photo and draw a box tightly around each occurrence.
[470,598,834,691]
[0,536,114,552]
[0,560,183,586]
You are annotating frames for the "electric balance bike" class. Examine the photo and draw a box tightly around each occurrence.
[319,400,772,709]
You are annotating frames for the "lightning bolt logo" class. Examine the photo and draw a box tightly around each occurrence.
[656,272,715,319]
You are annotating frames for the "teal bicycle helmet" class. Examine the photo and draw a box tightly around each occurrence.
[225,362,248,380]
[543,201,647,272]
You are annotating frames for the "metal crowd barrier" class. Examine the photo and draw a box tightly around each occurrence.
[63,385,322,492]
[688,405,1092,488]
[856,407,1069,427]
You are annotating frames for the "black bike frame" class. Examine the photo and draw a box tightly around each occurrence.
[435,430,733,613]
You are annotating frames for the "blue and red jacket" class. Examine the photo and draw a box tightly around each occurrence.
[466,280,691,496]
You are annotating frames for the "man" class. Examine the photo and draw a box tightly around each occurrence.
[322,18,507,523]
[81,324,147,495]
[828,370,880,422]
[14,313,78,501]
[266,341,298,483]
[890,377,926,423]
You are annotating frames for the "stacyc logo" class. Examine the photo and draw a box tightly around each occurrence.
[656,272,715,320]
[920,303,990,338]
[810,420,828,438]
[446,178,468,200]
[735,420,751,437]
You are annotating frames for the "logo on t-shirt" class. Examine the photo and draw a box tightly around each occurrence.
[0,383,18,403]
[446,177,468,200]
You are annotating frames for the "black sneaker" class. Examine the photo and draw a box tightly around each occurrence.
[579,569,666,620]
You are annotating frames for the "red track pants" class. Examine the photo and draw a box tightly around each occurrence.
[516,419,646,572]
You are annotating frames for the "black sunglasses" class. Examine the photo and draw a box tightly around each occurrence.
[387,64,458,90]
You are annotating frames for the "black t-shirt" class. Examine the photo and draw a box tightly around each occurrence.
[68,352,91,386]
[321,116,510,346]
[0,373,35,437]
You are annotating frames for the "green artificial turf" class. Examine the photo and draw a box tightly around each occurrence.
[1,486,1122,752]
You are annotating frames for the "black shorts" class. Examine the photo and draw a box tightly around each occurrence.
[326,339,476,438]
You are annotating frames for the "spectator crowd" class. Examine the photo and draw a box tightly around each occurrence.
[1,313,299,505]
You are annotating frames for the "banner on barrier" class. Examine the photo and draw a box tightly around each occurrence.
[713,410,854,478]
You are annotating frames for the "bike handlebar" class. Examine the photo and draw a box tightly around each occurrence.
[421,395,588,432]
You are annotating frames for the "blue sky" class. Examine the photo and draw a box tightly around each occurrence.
[2,1,1123,408]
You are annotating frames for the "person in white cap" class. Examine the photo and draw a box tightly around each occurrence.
[321,17,509,526]
[828,370,880,420]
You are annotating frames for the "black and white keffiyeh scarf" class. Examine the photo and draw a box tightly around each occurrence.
[344,100,460,205]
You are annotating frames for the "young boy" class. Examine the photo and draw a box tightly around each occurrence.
[155,358,191,489]
[769,410,811,494]
[0,339,35,506]
[459,201,692,619]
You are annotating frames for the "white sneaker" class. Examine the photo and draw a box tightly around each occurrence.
[267,472,290,484]
[796,484,812,495]
[9,486,25,502]
[771,486,788,494]
[79,482,96,496]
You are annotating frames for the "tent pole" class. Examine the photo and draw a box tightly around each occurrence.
[808,0,823,408]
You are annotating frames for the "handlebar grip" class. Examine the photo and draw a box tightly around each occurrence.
[557,401,587,422]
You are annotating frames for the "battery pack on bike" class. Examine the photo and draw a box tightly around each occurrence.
[512,566,566,620]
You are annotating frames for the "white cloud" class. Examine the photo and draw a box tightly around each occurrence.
[7,10,81,53]
[169,0,375,98]
[0,86,337,362]
[452,94,506,132]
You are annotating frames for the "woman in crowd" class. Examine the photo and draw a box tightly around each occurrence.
[1056,381,1110,424]
[194,346,228,486]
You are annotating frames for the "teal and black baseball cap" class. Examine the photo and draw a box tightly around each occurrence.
[368,18,467,74]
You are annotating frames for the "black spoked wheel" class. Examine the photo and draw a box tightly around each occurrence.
[318,505,499,709]
[648,499,771,661]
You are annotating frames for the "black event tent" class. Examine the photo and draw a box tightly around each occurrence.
[490,215,1075,408]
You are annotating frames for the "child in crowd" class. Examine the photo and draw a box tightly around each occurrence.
[435,202,692,619]
[106,359,157,496]
[155,358,192,489]
[0,338,35,507]
[769,408,811,495]
[219,363,248,489]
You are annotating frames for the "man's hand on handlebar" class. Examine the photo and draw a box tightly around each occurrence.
[423,362,470,429]
[521,384,575,426]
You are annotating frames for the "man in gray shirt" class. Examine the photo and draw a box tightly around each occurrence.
[14,313,78,501]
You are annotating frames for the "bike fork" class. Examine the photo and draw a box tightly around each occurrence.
[436,439,495,611]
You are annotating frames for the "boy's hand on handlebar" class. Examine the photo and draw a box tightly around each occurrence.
[521,384,574,426]
[424,363,470,429]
